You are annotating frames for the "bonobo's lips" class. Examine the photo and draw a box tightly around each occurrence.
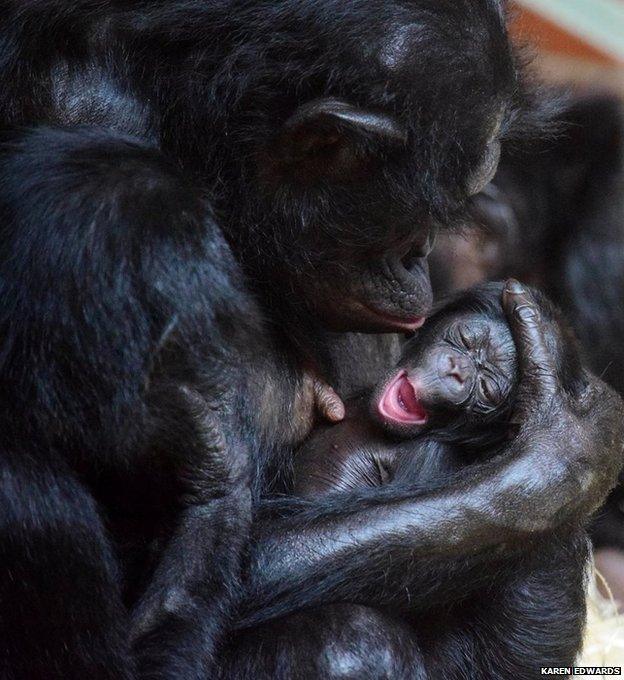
[321,254,432,332]
[359,254,432,332]
[364,305,426,332]
[378,371,428,425]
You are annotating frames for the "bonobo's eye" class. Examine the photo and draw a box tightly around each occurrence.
[458,325,472,350]
[401,225,439,268]
[459,322,486,351]
[268,97,408,184]
[479,376,496,404]
[466,111,505,197]
[477,372,507,409]
[445,322,473,351]
[420,224,439,258]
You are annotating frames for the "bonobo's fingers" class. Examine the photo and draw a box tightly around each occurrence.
[502,279,559,401]
[499,278,624,523]
[313,379,346,423]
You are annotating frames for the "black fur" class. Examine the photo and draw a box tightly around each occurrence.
[0,3,620,679]
[217,285,590,679]
[222,534,589,680]
[0,125,265,678]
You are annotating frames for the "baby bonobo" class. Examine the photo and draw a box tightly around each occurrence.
[295,282,558,498]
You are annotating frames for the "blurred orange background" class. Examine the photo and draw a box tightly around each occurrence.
[509,1,624,96]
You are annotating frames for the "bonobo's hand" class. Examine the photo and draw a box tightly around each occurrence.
[500,279,624,525]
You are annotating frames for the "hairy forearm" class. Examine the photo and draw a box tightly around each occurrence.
[237,451,555,625]
[423,529,589,679]
[238,384,623,627]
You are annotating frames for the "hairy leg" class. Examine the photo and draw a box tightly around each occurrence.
[420,529,589,680]
[219,604,425,680]
[222,531,587,679]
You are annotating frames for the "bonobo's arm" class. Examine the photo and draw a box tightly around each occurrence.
[237,281,624,627]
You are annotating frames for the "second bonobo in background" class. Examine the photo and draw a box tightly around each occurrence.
[295,281,579,498]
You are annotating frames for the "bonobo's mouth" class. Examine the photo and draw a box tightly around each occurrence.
[378,371,428,425]
[354,255,432,332]
[363,305,426,332]
[317,250,433,333]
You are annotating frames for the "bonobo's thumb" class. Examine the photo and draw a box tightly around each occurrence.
[502,279,559,404]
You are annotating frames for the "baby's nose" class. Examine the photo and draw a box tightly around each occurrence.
[443,352,472,387]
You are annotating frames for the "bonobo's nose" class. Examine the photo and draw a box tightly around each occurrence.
[447,354,471,384]
[438,351,473,394]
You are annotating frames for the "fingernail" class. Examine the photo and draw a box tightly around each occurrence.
[329,407,345,422]
[505,279,525,294]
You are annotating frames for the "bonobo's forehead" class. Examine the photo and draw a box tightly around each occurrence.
[267,0,513,107]
[315,0,515,200]
[404,310,514,361]
[364,1,514,115]
[376,1,507,72]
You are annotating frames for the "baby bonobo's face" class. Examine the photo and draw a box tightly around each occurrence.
[372,311,516,436]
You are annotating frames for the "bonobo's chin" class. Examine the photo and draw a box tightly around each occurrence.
[373,370,429,435]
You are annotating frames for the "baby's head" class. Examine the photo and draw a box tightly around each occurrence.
[372,282,518,444]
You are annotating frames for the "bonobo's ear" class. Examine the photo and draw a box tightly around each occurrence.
[285,99,407,144]
[271,98,407,182]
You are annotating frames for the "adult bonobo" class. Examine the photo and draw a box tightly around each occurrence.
[0,2,621,680]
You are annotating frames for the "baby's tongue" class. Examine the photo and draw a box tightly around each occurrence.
[379,371,428,425]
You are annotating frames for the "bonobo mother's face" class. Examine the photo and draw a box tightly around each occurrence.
[229,0,517,332]
[373,312,517,437]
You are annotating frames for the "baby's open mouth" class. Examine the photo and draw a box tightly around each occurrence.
[378,371,428,425]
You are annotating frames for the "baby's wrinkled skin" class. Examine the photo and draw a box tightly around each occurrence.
[294,282,623,535]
